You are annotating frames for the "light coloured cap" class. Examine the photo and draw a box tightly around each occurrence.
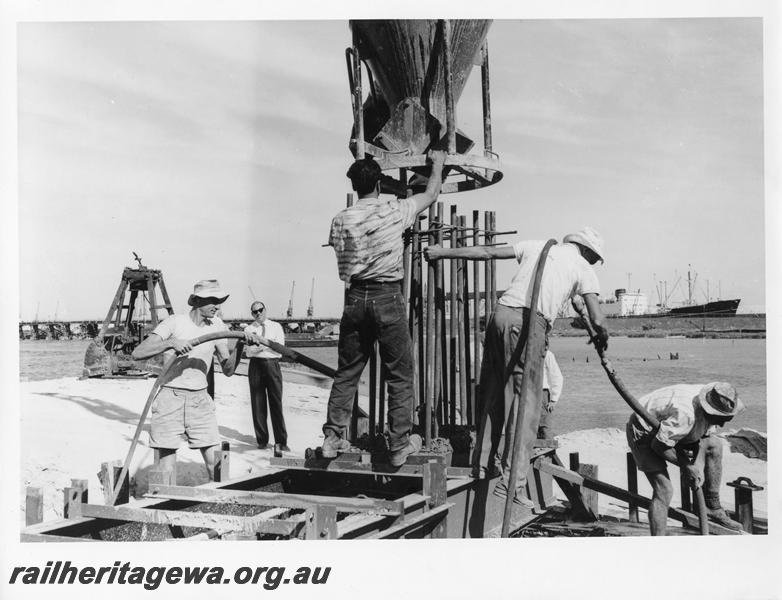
[188,279,229,306]
[563,226,605,263]
[697,382,744,418]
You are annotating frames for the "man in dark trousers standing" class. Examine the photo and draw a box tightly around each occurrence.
[425,227,609,507]
[244,301,289,455]
[321,149,447,467]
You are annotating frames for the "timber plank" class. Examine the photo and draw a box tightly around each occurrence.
[367,504,454,539]
[304,505,338,540]
[538,461,742,535]
[25,488,43,526]
[21,533,99,543]
[580,475,742,535]
[337,493,430,539]
[145,484,403,515]
[77,504,296,536]
[544,455,597,521]
[269,457,471,478]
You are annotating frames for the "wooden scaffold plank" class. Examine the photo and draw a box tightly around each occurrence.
[269,456,472,478]
[534,460,743,535]
[21,533,99,543]
[304,505,338,540]
[145,484,403,516]
[25,487,44,526]
[73,504,297,537]
[367,504,454,539]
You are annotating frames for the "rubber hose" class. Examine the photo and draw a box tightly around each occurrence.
[109,331,334,505]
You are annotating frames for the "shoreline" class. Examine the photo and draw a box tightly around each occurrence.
[552,331,766,339]
[552,312,766,339]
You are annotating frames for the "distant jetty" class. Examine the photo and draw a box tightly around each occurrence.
[18,316,342,345]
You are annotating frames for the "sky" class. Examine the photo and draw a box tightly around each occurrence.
[15,17,766,320]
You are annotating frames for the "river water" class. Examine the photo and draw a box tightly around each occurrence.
[19,336,766,436]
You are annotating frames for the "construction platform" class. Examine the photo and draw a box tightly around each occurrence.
[20,442,766,542]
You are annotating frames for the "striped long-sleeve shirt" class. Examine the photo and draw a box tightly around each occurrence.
[328,196,417,282]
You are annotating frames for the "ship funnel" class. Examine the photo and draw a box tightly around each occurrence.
[347,20,502,195]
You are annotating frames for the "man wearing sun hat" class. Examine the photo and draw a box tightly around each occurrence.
[626,382,745,535]
[133,279,260,480]
[425,226,609,508]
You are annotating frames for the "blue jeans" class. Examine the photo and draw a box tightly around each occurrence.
[323,280,413,451]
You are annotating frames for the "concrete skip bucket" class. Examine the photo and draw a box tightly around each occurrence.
[347,20,503,194]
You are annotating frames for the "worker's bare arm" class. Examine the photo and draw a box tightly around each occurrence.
[424,244,516,262]
[582,293,609,351]
[674,445,704,488]
[651,438,679,466]
[582,293,605,328]
[410,150,448,214]
[132,333,188,359]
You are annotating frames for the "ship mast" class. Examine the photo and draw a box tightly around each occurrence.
[686,265,699,306]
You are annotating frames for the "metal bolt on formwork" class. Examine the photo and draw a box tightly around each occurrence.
[726,476,764,533]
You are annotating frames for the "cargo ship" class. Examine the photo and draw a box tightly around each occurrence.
[600,266,741,318]
[600,290,741,318]
[666,298,741,316]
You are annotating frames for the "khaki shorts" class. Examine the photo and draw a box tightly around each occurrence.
[625,419,668,473]
[149,387,220,450]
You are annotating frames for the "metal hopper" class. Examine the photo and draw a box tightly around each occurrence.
[346,20,503,195]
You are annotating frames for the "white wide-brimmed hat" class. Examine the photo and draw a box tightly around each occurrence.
[697,382,744,417]
[187,279,229,306]
[563,226,605,263]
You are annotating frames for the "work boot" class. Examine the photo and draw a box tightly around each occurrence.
[273,443,291,457]
[707,507,744,531]
[321,434,351,459]
[389,434,422,467]
[492,479,534,509]
[474,464,502,480]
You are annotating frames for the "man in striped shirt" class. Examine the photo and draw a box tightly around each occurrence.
[322,150,447,467]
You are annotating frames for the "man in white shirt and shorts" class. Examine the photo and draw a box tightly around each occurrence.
[133,279,259,480]
[626,381,744,534]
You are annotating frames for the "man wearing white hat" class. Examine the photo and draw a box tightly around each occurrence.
[627,382,745,535]
[133,279,259,480]
[425,227,608,507]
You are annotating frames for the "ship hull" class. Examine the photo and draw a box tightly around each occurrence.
[666,299,741,316]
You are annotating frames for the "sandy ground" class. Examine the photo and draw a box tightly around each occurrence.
[20,373,767,527]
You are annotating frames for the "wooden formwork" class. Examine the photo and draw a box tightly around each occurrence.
[21,443,763,542]
[21,452,458,542]
[20,445,560,543]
